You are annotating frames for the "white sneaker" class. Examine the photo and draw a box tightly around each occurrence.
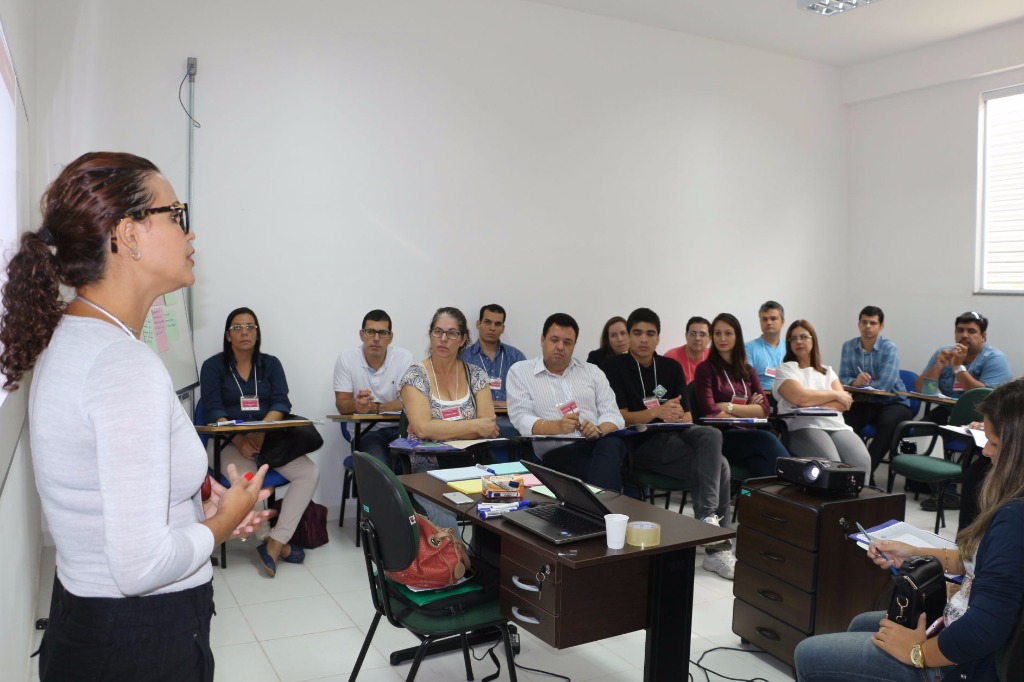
[699,515,732,555]
[702,549,737,580]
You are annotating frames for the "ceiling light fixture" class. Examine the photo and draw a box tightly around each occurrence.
[799,0,878,16]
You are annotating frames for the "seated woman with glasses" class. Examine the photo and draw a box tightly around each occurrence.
[773,320,870,470]
[200,307,321,578]
[399,306,500,473]
[586,316,629,366]
[692,313,791,477]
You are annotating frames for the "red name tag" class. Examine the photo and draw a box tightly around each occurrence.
[240,397,259,411]
[557,400,579,416]
[765,367,777,378]
[441,407,462,421]
[490,378,502,390]
[643,397,660,410]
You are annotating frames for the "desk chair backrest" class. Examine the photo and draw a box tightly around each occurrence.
[899,369,921,416]
[950,387,993,427]
[194,397,210,448]
[352,451,418,571]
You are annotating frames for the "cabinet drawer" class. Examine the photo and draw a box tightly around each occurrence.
[734,563,814,633]
[732,598,808,668]
[501,556,560,614]
[736,525,817,592]
[739,489,819,551]
[503,538,561,583]
[502,587,559,646]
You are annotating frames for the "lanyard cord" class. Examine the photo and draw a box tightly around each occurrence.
[231,360,258,398]
[428,358,459,401]
[636,357,658,398]
[722,368,747,399]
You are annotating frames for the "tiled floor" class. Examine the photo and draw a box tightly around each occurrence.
[28,467,955,682]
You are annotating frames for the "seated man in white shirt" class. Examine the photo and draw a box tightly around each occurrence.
[506,313,628,492]
[333,309,413,464]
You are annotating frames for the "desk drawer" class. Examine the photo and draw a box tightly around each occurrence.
[736,526,816,592]
[503,539,561,583]
[734,563,814,633]
[502,588,559,646]
[739,491,818,551]
[501,556,560,614]
[732,599,807,668]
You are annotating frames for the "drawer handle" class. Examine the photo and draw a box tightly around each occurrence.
[512,575,540,593]
[755,626,781,641]
[759,552,785,563]
[757,589,783,602]
[761,513,787,523]
[511,606,540,625]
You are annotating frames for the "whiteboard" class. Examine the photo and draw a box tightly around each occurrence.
[141,288,199,394]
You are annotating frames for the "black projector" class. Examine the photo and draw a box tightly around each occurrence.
[776,457,865,494]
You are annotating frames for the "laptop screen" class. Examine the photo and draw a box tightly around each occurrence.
[521,461,611,519]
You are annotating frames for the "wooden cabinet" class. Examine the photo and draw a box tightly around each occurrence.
[732,478,904,667]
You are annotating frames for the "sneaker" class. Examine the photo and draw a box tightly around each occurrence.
[702,549,737,580]
[921,493,960,512]
[699,515,733,554]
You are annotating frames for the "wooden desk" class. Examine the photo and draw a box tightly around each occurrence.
[196,420,315,567]
[402,473,733,681]
[896,391,956,417]
[328,413,402,452]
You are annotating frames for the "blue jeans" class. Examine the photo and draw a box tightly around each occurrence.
[794,611,949,682]
[721,428,789,478]
[357,426,399,466]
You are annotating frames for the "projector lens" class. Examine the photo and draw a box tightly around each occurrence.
[804,464,821,481]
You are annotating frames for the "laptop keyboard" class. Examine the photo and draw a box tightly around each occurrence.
[528,504,604,535]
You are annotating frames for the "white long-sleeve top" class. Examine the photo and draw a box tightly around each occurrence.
[29,316,214,598]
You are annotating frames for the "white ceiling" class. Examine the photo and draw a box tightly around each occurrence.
[522,0,1024,67]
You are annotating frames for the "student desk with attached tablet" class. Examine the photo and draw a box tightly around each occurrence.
[400,473,733,682]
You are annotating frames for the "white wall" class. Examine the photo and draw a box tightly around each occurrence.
[0,0,40,675]
[846,21,1024,375]
[32,0,850,512]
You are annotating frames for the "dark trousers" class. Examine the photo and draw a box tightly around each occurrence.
[958,455,991,531]
[843,402,915,475]
[39,577,215,682]
[542,436,628,491]
[721,428,789,477]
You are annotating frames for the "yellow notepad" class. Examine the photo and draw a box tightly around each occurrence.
[447,479,483,494]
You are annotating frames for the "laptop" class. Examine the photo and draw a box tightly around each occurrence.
[500,461,611,545]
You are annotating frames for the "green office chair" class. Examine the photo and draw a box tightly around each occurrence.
[348,451,518,682]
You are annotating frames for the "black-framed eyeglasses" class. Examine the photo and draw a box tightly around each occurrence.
[361,329,392,339]
[431,328,463,340]
[126,202,190,234]
[228,323,258,332]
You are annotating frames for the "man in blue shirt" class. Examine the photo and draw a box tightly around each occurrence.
[461,304,526,440]
[838,306,913,485]
[916,311,1013,418]
[745,300,786,390]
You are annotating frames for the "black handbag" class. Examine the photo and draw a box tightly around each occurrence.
[887,555,947,629]
[257,414,324,469]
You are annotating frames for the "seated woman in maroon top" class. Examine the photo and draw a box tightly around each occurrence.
[693,313,790,477]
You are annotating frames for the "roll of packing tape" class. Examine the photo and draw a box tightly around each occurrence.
[625,521,661,548]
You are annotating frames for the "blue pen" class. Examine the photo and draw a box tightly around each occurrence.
[475,464,497,475]
[856,522,899,576]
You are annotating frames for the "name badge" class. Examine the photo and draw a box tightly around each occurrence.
[653,384,668,399]
[489,377,502,391]
[643,396,659,410]
[765,367,777,378]
[556,400,579,416]
[240,396,259,411]
[440,406,462,421]
[732,394,748,405]
[953,381,963,393]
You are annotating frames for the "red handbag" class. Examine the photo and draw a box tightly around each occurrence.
[385,514,471,589]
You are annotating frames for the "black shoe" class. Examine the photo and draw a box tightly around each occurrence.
[921,494,960,512]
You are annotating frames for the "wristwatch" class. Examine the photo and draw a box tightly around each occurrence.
[910,642,926,669]
[955,365,968,375]
[726,402,734,414]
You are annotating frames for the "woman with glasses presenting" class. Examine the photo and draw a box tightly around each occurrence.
[773,320,870,470]
[399,307,499,472]
[0,153,268,681]
[200,307,321,578]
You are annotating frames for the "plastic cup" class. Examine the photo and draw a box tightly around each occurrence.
[604,513,629,549]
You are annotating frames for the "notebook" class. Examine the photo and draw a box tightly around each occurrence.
[500,461,610,544]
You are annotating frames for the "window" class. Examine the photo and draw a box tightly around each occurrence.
[977,86,1024,293]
